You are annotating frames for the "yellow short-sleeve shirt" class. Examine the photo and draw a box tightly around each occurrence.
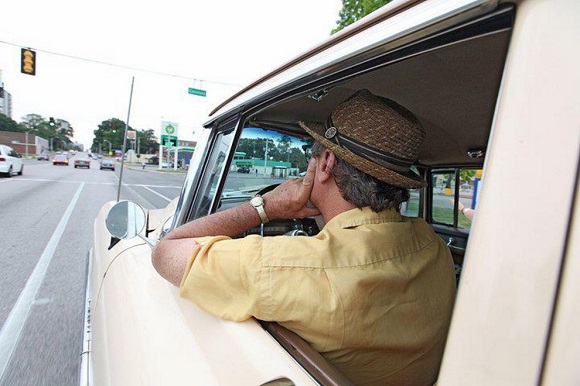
[180,207,456,385]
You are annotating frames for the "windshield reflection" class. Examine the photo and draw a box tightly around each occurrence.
[218,127,311,211]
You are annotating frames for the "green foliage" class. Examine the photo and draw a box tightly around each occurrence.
[91,118,158,155]
[332,0,393,34]
[0,113,26,132]
[92,118,127,154]
[432,206,472,229]
[460,169,476,184]
[11,114,74,150]
[136,128,159,155]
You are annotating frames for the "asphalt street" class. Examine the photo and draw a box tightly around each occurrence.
[0,158,186,386]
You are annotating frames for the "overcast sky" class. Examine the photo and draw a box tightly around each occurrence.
[0,0,342,148]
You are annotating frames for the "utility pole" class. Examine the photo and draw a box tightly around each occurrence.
[263,139,269,176]
[25,131,29,157]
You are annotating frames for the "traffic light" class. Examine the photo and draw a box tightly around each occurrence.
[112,124,117,134]
[21,48,36,76]
[49,117,56,127]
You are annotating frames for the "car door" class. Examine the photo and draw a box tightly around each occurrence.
[8,147,23,173]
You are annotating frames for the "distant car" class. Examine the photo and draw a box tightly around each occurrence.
[53,154,69,166]
[74,155,91,169]
[37,154,50,161]
[100,160,115,171]
[0,144,24,177]
[237,166,251,173]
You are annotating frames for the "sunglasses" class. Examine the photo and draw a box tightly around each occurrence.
[302,144,313,162]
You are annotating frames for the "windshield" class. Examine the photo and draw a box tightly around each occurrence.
[218,126,311,211]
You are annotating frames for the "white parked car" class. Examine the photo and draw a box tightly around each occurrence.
[0,144,24,177]
[85,0,579,385]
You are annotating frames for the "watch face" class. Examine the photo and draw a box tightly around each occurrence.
[250,196,262,206]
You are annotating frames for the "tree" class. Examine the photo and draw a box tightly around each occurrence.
[19,114,74,151]
[332,0,393,34]
[92,118,127,154]
[135,128,158,155]
[289,146,308,172]
[277,135,293,161]
[0,113,26,132]
[91,119,159,155]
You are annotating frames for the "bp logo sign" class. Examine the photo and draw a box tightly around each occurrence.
[161,121,178,136]
[160,121,179,147]
[164,124,175,135]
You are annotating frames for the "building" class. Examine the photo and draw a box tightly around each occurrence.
[0,130,49,157]
[231,153,296,178]
[0,71,13,118]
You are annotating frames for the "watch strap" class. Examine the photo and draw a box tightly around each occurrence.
[252,195,270,223]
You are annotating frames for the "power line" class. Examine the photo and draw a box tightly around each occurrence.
[0,39,242,88]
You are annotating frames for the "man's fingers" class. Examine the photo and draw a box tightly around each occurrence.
[302,158,317,186]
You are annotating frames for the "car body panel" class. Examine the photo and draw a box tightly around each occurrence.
[542,175,580,385]
[438,1,580,383]
[0,144,24,176]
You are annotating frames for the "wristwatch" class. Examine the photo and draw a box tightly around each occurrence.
[250,195,269,224]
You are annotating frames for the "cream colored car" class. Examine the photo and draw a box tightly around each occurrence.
[84,0,580,385]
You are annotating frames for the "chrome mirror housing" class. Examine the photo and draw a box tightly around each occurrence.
[105,201,156,246]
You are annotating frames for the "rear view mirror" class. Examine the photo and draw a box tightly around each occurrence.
[106,201,147,239]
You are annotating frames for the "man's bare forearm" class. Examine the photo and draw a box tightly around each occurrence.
[164,201,263,240]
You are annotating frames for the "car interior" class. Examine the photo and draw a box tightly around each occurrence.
[182,5,515,384]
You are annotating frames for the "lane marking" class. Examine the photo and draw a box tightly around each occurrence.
[142,185,172,202]
[0,183,85,380]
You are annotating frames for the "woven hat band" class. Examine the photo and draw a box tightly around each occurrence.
[324,119,414,173]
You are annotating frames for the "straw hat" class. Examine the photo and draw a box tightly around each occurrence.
[299,89,427,189]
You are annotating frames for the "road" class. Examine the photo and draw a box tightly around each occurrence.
[0,157,186,386]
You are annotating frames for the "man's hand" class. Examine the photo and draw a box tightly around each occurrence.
[264,158,321,220]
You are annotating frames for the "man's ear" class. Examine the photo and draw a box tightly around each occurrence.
[317,149,336,183]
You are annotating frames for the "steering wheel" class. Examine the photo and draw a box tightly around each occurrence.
[255,183,279,197]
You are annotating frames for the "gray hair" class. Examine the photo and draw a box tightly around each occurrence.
[311,141,410,212]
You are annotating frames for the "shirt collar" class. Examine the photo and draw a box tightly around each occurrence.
[324,207,403,230]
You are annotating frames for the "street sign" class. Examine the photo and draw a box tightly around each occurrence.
[188,88,207,97]
[161,135,178,147]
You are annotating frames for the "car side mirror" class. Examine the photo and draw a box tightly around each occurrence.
[105,201,156,246]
